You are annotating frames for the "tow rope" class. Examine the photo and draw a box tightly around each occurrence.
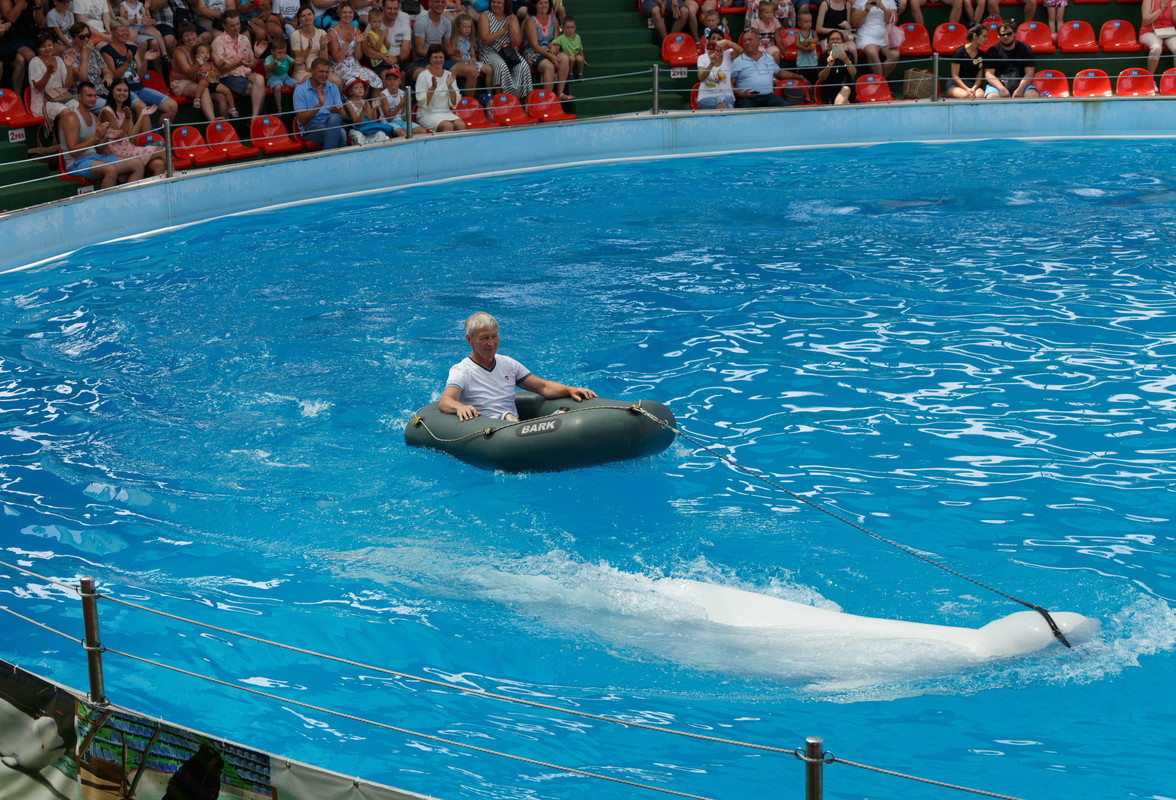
[629,406,1074,649]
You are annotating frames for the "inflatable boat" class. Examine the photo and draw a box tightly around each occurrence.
[405,392,676,472]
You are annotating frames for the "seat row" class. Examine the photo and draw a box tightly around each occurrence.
[662,18,1145,65]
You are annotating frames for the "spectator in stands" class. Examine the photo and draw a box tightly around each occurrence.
[746,0,795,32]
[984,20,1038,97]
[695,27,740,109]
[294,56,346,147]
[291,4,331,82]
[101,17,178,120]
[748,0,784,65]
[64,21,109,107]
[415,0,478,91]
[380,0,413,75]
[98,77,164,174]
[1140,0,1176,79]
[72,0,112,44]
[478,0,530,100]
[271,0,299,39]
[794,9,819,84]
[117,0,167,69]
[549,11,582,89]
[415,41,465,130]
[849,0,898,78]
[328,1,381,93]
[169,20,221,119]
[244,0,284,45]
[212,9,267,116]
[45,0,75,54]
[59,80,146,186]
[816,0,857,62]
[643,0,699,46]
[731,29,798,106]
[28,32,74,126]
[816,26,856,103]
[699,7,729,42]
[945,22,988,98]
[264,36,296,109]
[522,0,568,98]
[148,0,192,53]
[191,0,235,38]
[375,64,424,134]
[453,12,493,93]
[362,6,391,69]
[0,0,42,94]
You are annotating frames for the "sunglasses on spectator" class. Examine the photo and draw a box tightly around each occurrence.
[1000,30,1015,36]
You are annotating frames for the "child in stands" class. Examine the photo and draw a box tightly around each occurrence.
[794,8,819,83]
[343,77,394,144]
[550,14,585,85]
[193,42,235,116]
[264,38,297,111]
[453,13,493,93]
[376,66,428,135]
[748,0,784,64]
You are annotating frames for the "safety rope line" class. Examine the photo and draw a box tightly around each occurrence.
[629,407,1073,648]
[95,591,788,754]
[793,749,1027,800]
[0,605,83,643]
[409,401,657,444]
[99,645,718,800]
[0,559,81,593]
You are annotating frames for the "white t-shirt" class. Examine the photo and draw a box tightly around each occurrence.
[273,0,301,21]
[386,13,413,58]
[74,0,112,32]
[852,0,896,48]
[697,49,735,103]
[445,355,531,419]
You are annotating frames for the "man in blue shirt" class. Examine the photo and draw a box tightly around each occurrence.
[731,32,799,108]
[293,58,347,150]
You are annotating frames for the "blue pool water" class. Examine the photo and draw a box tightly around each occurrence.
[2,137,1176,800]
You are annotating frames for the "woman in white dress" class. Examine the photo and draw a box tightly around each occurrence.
[415,43,466,132]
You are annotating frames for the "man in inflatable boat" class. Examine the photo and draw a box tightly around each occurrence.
[439,312,597,422]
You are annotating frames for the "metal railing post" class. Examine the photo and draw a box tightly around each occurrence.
[79,576,106,706]
[163,118,174,178]
[805,736,824,800]
[651,64,661,115]
[932,53,940,102]
[406,88,415,140]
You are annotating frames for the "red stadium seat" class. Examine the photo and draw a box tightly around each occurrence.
[690,82,700,110]
[454,96,498,128]
[1100,19,1140,52]
[1072,68,1113,97]
[932,22,967,56]
[1160,67,1176,95]
[1033,68,1070,97]
[487,93,538,126]
[1116,67,1156,95]
[855,73,894,102]
[1057,20,1098,53]
[205,121,261,160]
[249,115,305,155]
[142,69,189,105]
[982,20,1001,51]
[780,28,799,62]
[170,124,229,167]
[56,151,92,185]
[775,77,813,103]
[899,23,932,57]
[0,88,44,129]
[526,89,576,121]
[1016,21,1055,54]
[661,33,697,66]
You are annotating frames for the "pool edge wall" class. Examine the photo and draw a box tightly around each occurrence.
[1,97,1170,271]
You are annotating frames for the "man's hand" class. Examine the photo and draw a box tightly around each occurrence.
[456,403,481,421]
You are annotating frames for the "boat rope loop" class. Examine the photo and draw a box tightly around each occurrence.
[411,402,658,444]
[628,408,1073,649]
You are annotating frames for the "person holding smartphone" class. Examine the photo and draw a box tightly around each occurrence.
[817,27,857,103]
[849,0,897,79]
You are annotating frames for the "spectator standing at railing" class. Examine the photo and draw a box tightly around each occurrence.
[478,0,530,100]
[28,32,73,125]
[212,9,267,115]
[59,80,146,186]
[731,30,799,106]
[0,0,43,95]
[642,0,699,46]
[983,20,1038,97]
[64,21,110,107]
[696,27,740,109]
[849,0,898,78]
[1140,0,1176,79]
[294,56,346,147]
